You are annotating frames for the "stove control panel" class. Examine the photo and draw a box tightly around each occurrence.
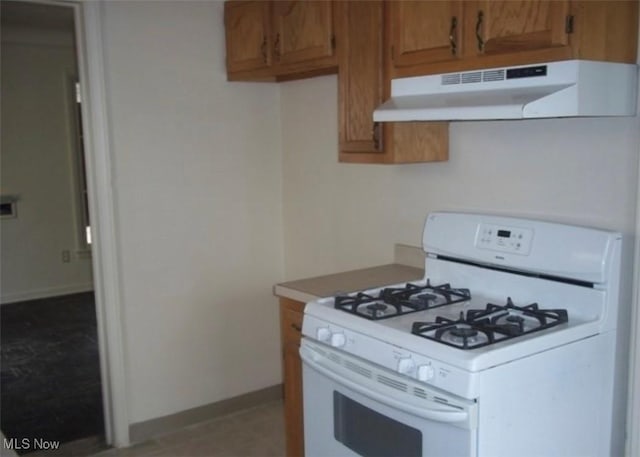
[302,313,479,399]
[476,223,533,255]
[397,357,415,375]
[417,364,436,381]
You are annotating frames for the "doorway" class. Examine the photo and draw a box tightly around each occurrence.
[0,1,104,452]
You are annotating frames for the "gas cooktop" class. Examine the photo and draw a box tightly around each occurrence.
[333,282,568,350]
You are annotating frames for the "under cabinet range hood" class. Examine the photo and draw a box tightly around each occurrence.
[373,60,638,122]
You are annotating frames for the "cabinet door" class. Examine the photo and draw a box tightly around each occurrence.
[273,0,335,66]
[224,1,271,73]
[338,0,384,157]
[390,1,464,68]
[467,0,570,57]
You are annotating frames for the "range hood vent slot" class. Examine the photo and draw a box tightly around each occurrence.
[442,74,461,85]
[461,71,482,84]
[483,69,505,82]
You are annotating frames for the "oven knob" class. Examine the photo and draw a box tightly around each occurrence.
[330,333,346,348]
[397,357,415,375]
[316,327,331,343]
[417,364,435,381]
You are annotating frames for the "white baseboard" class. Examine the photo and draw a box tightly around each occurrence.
[1,283,94,305]
[129,384,282,444]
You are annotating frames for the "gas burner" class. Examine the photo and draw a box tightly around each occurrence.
[450,327,478,338]
[412,298,569,349]
[414,313,498,349]
[382,280,470,311]
[468,298,569,332]
[334,280,471,320]
[335,292,377,310]
[364,303,390,318]
[440,325,490,349]
[366,303,387,312]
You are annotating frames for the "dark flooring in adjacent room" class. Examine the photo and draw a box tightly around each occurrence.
[1,292,104,454]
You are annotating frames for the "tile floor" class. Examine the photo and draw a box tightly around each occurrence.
[92,400,285,457]
[2,400,284,457]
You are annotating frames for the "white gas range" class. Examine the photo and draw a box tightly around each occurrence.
[300,212,627,457]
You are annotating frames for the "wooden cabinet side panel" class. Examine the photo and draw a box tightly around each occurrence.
[387,123,449,164]
[282,342,304,457]
[338,0,384,155]
[279,298,305,457]
[572,0,639,63]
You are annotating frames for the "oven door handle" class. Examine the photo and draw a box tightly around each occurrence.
[300,344,470,424]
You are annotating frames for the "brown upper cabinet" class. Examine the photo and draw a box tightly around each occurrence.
[389,0,639,78]
[389,1,465,68]
[225,0,638,164]
[337,0,384,157]
[469,1,570,58]
[225,0,338,81]
[224,1,272,75]
[337,0,449,164]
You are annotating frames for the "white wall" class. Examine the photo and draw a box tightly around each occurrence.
[0,24,93,303]
[281,75,640,279]
[95,0,640,432]
[100,1,284,424]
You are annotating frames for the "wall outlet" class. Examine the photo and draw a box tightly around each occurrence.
[62,250,71,263]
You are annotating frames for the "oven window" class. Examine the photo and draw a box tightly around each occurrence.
[333,391,422,457]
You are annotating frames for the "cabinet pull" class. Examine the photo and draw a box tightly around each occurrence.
[373,122,382,150]
[260,36,267,63]
[565,15,574,34]
[475,11,484,52]
[291,323,302,332]
[274,33,281,59]
[449,16,458,55]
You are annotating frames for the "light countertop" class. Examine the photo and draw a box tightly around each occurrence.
[274,263,424,303]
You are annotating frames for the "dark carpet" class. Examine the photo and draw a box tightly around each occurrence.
[1,292,104,454]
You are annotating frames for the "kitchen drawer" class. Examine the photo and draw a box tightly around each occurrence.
[280,298,304,345]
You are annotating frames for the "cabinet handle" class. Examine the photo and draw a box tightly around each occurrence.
[475,11,484,52]
[449,16,458,55]
[260,36,267,63]
[291,323,302,332]
[274,33,281,60]
[373,122,382,150]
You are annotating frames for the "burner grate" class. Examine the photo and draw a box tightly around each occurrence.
[334,281,470,320]
[412,297,569,350]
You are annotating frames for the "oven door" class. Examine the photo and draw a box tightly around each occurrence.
[300,338,478,457]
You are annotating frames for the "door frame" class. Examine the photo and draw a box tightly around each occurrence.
[75,0,129,447]
[12,0,130,447]
[629,135,640,456]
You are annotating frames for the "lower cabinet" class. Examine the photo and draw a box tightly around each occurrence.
[279,297,305,457]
